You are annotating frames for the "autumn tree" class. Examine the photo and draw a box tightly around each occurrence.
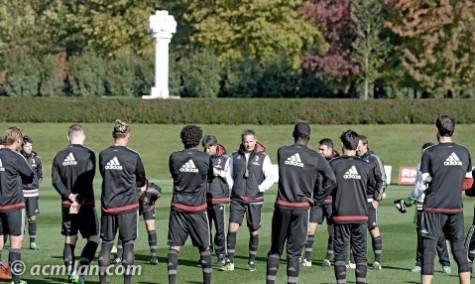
[385,0,475,94]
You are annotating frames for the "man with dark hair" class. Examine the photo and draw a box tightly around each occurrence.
[222,129,275,272]
[356,135,387,270]
[417,115,472,284]
[202,134,231,267]
[52,124,99,284]
[167,125,213,284]
[266,123,336,284]
[98,120,147,284]
[20,136,43,250]
[331,130,376,284]
[0,127,34,284]
[302,138,339,267]
[394,142,451,274]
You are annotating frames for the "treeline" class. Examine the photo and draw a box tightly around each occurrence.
[0,1,474,99]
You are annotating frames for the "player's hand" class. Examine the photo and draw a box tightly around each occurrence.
[372,201,379,209]
[69,201,81,214]
[393,199,407,213]
[68,193,78,202]
[213,168,221,177]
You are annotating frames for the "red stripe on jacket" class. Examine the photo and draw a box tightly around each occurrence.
[172,202,207,213]
[102,203,139,214]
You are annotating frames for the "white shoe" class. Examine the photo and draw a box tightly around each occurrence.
[322,259,331,267]
[442,266,451,274]
[373,261,382,270]
[346,261,356,269]
[220,261,234,271]
[410,265,421,272]
[301,259,312,267]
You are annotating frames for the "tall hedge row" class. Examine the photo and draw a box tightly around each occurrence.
[0,97,474,124]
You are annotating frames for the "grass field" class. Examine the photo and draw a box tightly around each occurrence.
[1,123,475,284]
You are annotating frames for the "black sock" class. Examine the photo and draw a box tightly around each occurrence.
[287,257,300,284]
[98,241,113,284]
[304,235,315,260]
[9,248,21,284]
[355,262,367,284]
[372,236,382,263]
[116,241,123,259]
[168,249,179,284]
[334,260,347,284]
[249,234,259,263]
[266,253,280,284]
[200,249,212,284]
[326,234,334,260]
[78,240,98,275]
[28,220,37,243]
[227,232,236,262]
[122,240,134,284]
[63,243,75,275]
[148,230,157,256]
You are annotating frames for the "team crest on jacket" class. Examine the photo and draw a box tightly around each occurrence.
[343,166,361,180]
[105,157,123,170]
[444,152,463,166]
[0,158,4,172]
[180,159,199,173]
[284,153,304,167]
[62,152,78,166]
[252,156,261,165]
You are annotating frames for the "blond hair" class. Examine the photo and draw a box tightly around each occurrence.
[112,119,130,139]
[3,127,23,146]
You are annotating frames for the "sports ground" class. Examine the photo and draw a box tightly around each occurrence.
[2,123,474,283]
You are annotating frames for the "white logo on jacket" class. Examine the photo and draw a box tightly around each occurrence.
[105,157,123,170]
[443,152,463,166]
[62,153,78,166]
[180,159,199,173]
[343,166,361,180]
[284,153,304,167]
[0,158,4,172]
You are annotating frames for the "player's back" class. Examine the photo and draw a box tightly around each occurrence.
[169,148,210,211]
[422,143,471,212]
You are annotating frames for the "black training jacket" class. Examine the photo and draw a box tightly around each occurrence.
[21,151,43,195]
[169,148,211,213]
[52,144,96,206]
[0,148,34,212]
[275,143,336,208]
[99,145,146,215]
[360,150,386,201]
[207,144,231,204]
[330,155,376,224]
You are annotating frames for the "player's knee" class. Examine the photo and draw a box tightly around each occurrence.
[170,246,181,253]
[229,222,239,232]
[65,235,78,245]
[307,223,317,235]
[88,235,100,244]
[370,227,380,237]
[250,229,259,236]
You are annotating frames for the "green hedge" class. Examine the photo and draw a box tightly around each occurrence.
[0,97,474,124]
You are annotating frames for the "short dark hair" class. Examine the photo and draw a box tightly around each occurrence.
[340,130,360,151]
[436,115,455,137]
[293,122,311,140]
[319,138,334,149]
[359,135,368,145]
[202,134,218,147]
[112,119,130,139]
[68,123,84,138]
[22,135,33,145]
[181,125,203,148]
[421,142,434,150]
[241,129,256,141]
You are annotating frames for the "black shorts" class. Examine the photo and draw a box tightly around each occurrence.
[141,207,156,221]
[421,211,465,242]
[168,209,209,249]
[62,205,99,238]
[229,199,262,231]
[333,223,368,262]
[367,202,378,230]
[309,202,333,225]
[25,196,40,217]
[101,210,138,242]
[269,207,308,257]
[0,208,25,236]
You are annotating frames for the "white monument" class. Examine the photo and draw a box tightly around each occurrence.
[143,10,177,99]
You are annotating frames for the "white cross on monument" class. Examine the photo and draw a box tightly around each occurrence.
[143,10,177,99]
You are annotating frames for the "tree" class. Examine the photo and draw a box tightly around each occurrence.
[384,0,475,94]
[351,0,390,99]
[182,0,325,68]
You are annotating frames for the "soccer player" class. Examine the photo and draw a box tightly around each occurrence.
[331,130,376,284]
[418,115,472,284]
[356,135,386,270]
[302,138,339,267]
[202,135,231,267]
[167,125,213,284]
[20,136,43,250]
[0,127,34,284]
[98,120,146,284]
[114,182,161,265]
[266,123,336,284]
[222,129,275,272]
[52,124,99,284]
[393,142,451,274]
